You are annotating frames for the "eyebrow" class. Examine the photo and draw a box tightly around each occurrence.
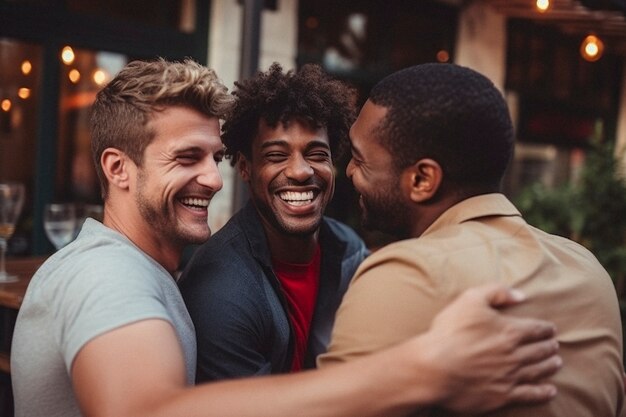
[173,146,203,154]
[173,145,224,156]
[260,139,331,152]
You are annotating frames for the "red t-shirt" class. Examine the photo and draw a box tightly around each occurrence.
[272,245,321,372]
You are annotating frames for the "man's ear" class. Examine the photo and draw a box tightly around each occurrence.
[100,148,132,191]
[237,152,251,182]
[402,158,443,203]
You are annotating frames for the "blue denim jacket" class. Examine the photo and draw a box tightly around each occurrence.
[179,201,369,382]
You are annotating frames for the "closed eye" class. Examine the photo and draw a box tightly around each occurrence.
[176,155,199,165]
[265,152,288,162]
[350,154,363,166]
[308,150,331,162]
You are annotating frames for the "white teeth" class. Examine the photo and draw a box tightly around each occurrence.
[279,191,314,205]
[180,197,209,208]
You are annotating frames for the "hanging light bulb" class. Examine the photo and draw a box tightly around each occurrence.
[580,35,604,62]
[92,69,108,86]
[21,60,32,75]
[536,0,550,13]
[436,49,450,63]
[61,46,75,65]
[18,88,31,99]
[68,69,81,84]
[1,99,12,112]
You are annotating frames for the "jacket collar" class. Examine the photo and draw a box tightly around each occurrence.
[238,201,274,266]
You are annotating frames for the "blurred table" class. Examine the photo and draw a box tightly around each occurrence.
[1,256,46,310]
[0,256,47,374]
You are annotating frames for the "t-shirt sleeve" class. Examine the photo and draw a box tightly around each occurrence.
[49,251,172,372]
[318,246,449,367]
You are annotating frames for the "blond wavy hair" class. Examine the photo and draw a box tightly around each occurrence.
[90,58,233,199]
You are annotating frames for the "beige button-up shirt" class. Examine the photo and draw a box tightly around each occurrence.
[319,193,624,416]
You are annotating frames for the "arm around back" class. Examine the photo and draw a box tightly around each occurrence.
[72,284,559,417]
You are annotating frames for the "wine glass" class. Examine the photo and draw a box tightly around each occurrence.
[0,182,25,283]
[43,203,77,250]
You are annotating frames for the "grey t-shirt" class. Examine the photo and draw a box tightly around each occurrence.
[11,219,196,417]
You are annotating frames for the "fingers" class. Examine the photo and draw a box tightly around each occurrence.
[468,283,527,308]
[514,336,560,366]
[506,383,558,405]
[516,337,559,365]
[515,351,562,383]
[512,318,557,345]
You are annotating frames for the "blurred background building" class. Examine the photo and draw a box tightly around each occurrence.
[1,0,626,414]
[2,0,625,255]
[0,0,622,249]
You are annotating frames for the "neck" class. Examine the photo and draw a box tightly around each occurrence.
[102,202,182,275]
[264,225,320,264]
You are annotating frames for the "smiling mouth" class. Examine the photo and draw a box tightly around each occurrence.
[278,191,315,206]
[180,197,210,209]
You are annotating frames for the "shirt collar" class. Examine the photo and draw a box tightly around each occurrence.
[422,193,521,237]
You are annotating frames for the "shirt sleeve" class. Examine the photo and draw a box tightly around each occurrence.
[50,250,172,372]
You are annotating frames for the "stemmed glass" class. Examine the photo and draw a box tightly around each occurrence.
[0,182,25,283]
[43,203,77,250]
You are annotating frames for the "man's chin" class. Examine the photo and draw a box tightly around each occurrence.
[177,226,211,245]
[279,221,322,237]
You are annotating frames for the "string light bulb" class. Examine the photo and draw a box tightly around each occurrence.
[92,69,108,86]
[69,69,81,84]
[18,88,31,99]
[1,99,11,112]
[61,46,75,65]
[436,49,450,63]
[536,0,550,13]
[580,35,604,62]
[21,60,32,75]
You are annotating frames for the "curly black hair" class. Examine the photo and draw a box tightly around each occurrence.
[370,63,514,190]
[222,63,357,166]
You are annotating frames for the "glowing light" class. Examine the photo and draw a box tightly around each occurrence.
[580,35,604,62]
[61,46,75,65]
[536,0,550,13]
[21,60,32,75]
[92,69,108,85]
[18,88,31,99]
[1,99,11,112]
[436,49,450,63]
[69,69,81,83]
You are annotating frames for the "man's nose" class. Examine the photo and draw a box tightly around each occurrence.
[197,159,223,192]
[346,158,355,179]
[284,154,314,181]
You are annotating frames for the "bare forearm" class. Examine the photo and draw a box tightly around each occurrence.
[152,340,433,417]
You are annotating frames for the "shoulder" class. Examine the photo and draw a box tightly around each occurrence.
[35,232,161,287]
[183,220,251,272]
[179,225,268,307]
[358,237,438,269]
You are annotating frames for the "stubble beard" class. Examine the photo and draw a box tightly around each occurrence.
[360,186,411,239]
